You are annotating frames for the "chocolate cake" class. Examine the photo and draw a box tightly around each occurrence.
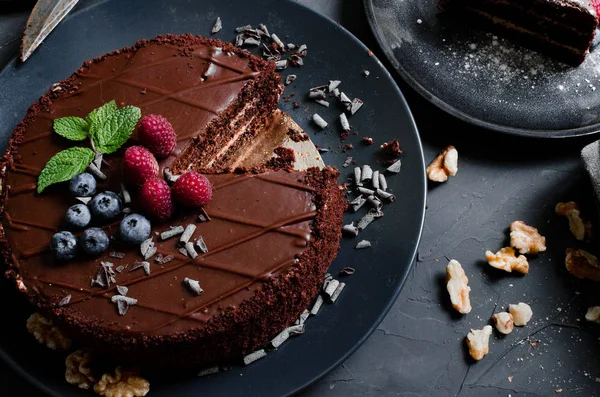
[0,34,344,368]
[438,0,600,65]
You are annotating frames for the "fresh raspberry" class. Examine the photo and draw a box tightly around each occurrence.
[122,145,159,187]
[139,178,173,222]
[172,171,213,207]
[138,114,177,158]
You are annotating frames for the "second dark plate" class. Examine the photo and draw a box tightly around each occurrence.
[365,0,600,138]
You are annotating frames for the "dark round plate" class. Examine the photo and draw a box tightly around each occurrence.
[0,0,426,396]
[364,0,600,138]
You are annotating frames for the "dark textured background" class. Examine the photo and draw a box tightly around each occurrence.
[2,0,600,396]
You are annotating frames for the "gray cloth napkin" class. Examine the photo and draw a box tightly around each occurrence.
[581,140,600,210]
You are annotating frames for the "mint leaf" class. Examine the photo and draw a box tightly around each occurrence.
[53,117,89,141]
[37,147,95,193]
[92,105,141,154]
[87,100,117,136]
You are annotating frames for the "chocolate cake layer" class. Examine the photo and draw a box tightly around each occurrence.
[0,34,344,367]
[439,0,599,65]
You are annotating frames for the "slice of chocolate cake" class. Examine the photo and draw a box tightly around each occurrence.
[0,34,344,369]
[439,0,600,65]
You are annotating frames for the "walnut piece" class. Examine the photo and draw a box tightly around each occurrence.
[492,312,514,335]
[485,247,529,274]
[65,349,96,389]
[26,313,72,350]
[555,201,592,241]
[585,306,600,324]
[445,259,471,314]
[466,325,492,361]
[564,248,600,281]
[509,221,546,255]
[93,366,150,397]
[426,145,458,182]
[508,302,533,326]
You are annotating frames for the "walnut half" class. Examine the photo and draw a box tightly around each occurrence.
[509,221,546,255]
[564,248,600,281]
[26,313,72,350]
[466,325,493,361]
[446,259,472,314]
[426,145,458,182]
[508,302,533,326]
[555,201,592,241]
[492,312,514,335]
[485,247,529,274]
[585,306,600,324]
[93,366,150,397]
[65,349,96,389]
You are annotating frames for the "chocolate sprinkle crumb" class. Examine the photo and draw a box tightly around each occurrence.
[386,159,402,173]
[212,17,222,34]
[58,294,71,307]
[116,285,128,296]
[183,277,203,296]
[355,240,372,249]
[109,251,125,259]
[243,349,267,365]
[343,156,353,168]
[340,267,355,276]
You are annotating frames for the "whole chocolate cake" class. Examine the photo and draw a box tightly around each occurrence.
[438,0,600,65]
[0,34,345,368]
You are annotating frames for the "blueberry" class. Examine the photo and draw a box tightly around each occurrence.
[70,173,96,197]
[50,231,78,261]
[79,227,109,256]
[65,204,91,229]
[89,191,122,222]
[120,213,151,244]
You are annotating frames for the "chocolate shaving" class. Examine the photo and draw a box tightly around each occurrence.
[58,294,71,307]
[271,33,284,48]
[363,70,370,77]
[257,23,270,37]
[350,98,364,115]
[130,261,150,275]
[164,168,180,183]
[342,223,359,236]
[160,226,185,240]
[235,24,252,32]
[386,159,402,173]
[339,267,355,276]
[109,251,125,259]
[342,156,353,168]
[183,277,203,296]
[367,195,382,210]
[324,279,340,297]
[315,99,329,107]
[286,324,305,336]
[297,309,310,325]
[140,238,156,260]
[379,173,388,191]
[318,148,329,153]
[377,189,395,202]
[120,183,131,204]
[332,88,341,98]
[160,255,175,264]
[286,43,296,50]
[289,54,303,66]
[179,224,197,246]
[330,282,346,302]
[298,44,307,55]
[198,366,220,377]
[111,295,137,316]
[312,113,328,129]
[91,262,116,289]
[350,195,367,212]
[372,170,380,190]
[285,75,297,85]
[309,90,326,100]
[116,285,128,296]
[115,265,125,273]
[270,328,290,349]
[211,17,222,34]
[275,59,288,70]
[76,196,92,205]
[339,92,352,107]
[243,349,267,365]
[198,208,211,222]
[355,240,372,249]
[178,247,189,257]
[93,151,103,170]
[185,241,198,259]
[310,295,324,315]
[357,209,383,231]
[154,254,163,263]
[87,162,106,180]
[354,166,362,186]
[339,113,350,131]
[243,37,261,46]
[122,208,132,214]
[358,187,374,195]
[361,165,373,182]
[195,237,209,254]
[117,300,129,316]
[328,80,341,92]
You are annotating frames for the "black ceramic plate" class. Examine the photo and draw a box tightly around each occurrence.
[0,0,426,396]
[365,0,600,138]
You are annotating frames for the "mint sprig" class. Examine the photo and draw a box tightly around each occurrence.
[37,147,95,193]
[39,101,141,193]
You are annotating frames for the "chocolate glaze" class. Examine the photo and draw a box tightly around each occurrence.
[0,34,345,367]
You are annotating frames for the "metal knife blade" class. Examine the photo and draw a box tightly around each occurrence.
[20,0,80,62]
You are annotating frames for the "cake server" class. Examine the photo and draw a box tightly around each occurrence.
[20,0,80,62]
